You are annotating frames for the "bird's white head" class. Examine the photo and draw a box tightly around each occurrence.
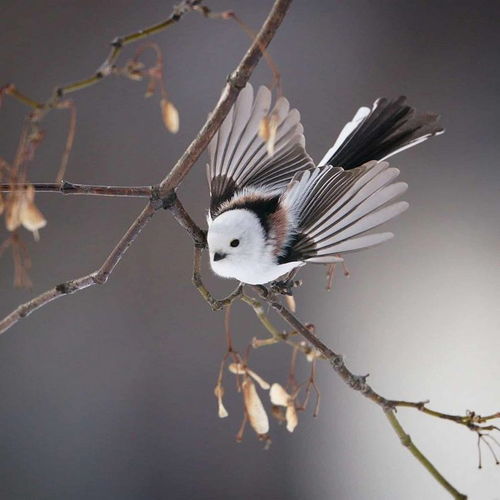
[207,209,267,281]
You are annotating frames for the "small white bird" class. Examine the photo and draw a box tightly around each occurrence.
[206,84,443,285]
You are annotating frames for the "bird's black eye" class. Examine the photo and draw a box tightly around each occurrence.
[230,239,240,248]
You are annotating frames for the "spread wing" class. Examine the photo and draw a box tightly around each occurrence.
[319,96,444,170]
[207,84,314,217]
[278,161,408,264]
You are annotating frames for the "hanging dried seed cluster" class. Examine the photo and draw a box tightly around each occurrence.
[214,343,321,446]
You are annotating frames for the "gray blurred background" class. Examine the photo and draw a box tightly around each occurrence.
[1,1,499,499]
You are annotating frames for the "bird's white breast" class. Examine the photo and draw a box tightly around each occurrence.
[213,257,301,285]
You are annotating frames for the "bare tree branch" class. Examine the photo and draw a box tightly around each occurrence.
[385,410,467,500]
[249,285,472,498]
[0,0,292,334]
[1,0,206,109]
[167,195,207,247]
[1,2,496,499]
[169,198,497,499]
[0,182,153,197]
[158,0,292,195]
[192,246,243,310]
[161,205,485,499]
[0,203,156,335]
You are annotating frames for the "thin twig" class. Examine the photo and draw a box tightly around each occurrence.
[0,0,291,334]
[158,0,292,195]
[3,1,204,109]
[0,203,156,335]
[385,410,467,500]
[167,194,207,247]
[192,246,242,310]
[240,294,318,356]
[245,285,474,499]
[55,100,77,182]
[1,85,43,109]
[0,182,153,197]
[388,402,500,431]
[2,2,489,498]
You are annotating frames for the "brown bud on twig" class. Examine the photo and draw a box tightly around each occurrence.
[160,98,179,134]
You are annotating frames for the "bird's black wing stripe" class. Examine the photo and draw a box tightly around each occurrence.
[208,84,313,215]
[216,195,281,235]
[209,176,238,217]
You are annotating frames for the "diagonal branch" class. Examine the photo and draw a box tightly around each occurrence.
[385,410,467,500]
[248,287,468,499]
[158,0,292,195]
[251,285,392,405]
[146,165,494,499]
[1,2,482,498]
[0,0,292,335]
[163,198,476,499]
[0,203,156,335]
[167,195,207,247]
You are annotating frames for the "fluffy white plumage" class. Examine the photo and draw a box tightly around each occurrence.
[208,209,300,284]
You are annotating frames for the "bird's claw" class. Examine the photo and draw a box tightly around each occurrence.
[270,278,302,296]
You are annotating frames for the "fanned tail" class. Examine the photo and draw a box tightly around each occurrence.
[319,96,444,170]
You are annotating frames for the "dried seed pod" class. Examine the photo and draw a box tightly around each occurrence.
[266,112,279,156]
[20,186,46,240]
[242,378,269,435]
[285,404,298,432]
[269,383,289,406]
[228,363,270,390]
[214,385,228,418]
[161,98,179,133]
[5,186,47,239]
[269,383,298,432]
[228,363,245,375]
[258,112,279,156]
[259,115,270,142]
[5,191,22,231]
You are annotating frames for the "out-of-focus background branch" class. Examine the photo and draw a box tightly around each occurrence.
[0,1,499,499]
[0,0,291,335]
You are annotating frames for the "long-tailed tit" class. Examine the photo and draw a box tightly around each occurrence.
[206,84,443,285]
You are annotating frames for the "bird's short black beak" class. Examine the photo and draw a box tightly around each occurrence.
[213,252,227,262]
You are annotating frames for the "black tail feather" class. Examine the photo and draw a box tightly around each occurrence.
[321,97,444,170]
